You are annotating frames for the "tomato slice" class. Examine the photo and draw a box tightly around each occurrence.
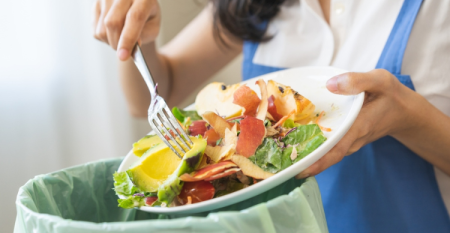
[145,196,158,206]
[178,181,215,204]
[189,120,207,136]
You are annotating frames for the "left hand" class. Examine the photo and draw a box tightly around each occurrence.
[296,69,416,179]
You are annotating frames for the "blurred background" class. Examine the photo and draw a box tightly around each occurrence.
[0,0,241,231]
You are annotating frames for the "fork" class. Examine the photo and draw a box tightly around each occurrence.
[131,44,193,159]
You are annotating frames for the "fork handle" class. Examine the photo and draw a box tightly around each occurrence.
[131,44,157,98]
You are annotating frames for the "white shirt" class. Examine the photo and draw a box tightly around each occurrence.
[253,0,450,215]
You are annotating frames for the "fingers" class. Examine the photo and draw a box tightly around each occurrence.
[326,69,394,95]
[92,0,160,60]
[95,0,114,44]
[296,111,371,179]
[117,0,157,61]
[296,132,355,179]
[295,96,377,179]
[104,0,132,50]
[296,69,400,179]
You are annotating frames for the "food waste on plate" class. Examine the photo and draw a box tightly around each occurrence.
[113,79,330,209]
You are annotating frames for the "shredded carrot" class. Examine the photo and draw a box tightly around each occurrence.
[320,126,332,132]
[315,111,323,124]
[315,111,332,132]
[186,196,192,205]
[273,110,296,128]
[177,119,187,131]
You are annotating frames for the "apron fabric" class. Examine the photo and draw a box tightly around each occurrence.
[241,0,450,232]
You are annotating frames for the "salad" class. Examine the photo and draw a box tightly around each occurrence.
[113,79,329,209]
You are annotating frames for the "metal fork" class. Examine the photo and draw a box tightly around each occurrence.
[131,44,193,159]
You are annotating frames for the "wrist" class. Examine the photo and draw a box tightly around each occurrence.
[389,85,428,139]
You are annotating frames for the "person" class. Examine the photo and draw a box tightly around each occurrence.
[93,0,450,232]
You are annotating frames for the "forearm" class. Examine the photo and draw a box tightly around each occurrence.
[392,89,450,175]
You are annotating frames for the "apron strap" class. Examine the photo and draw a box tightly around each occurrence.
[376,0,423,74]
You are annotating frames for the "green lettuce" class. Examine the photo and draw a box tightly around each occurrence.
[248,124,327,173]
[172,107,202,122]
[282,119,296,128]
[282,124,323,145]
[294,134,327,162]
[252,138,283,173]
[282,119,304,129]
[113,171,138,196]
[282,124,327,162]
[117,195,145,209]
[280,147,293,170]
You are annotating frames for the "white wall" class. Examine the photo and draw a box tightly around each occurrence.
[0,0,241,232]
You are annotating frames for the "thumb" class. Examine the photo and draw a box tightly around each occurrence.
[326,69,391,95]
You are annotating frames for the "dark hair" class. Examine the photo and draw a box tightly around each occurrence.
[211,0,286,45]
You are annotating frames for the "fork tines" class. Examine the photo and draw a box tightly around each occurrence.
[148,98,193,159]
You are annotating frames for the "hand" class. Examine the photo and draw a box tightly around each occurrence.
[296,69,416,179]
[93,0,161,60]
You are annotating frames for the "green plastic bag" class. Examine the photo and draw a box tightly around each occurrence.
[15,158,328,233]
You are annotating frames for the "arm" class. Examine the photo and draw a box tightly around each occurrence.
[391,84,450,175]
[297,69,450,178]
[93,0,242,117]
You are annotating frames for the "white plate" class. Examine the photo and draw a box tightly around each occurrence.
[118,66,364,214]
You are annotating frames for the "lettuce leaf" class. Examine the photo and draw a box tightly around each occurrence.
[246,124,327,174]
[282,124,323,145]
[294,134,327,162]
[253,138,283,173]
[113,171,138,196]
[172,107,202,122]
[282,124,327,162]
[117,195,145,209]
[281,147,293,170]
[283,119,296,128]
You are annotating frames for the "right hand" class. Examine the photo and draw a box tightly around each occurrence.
[93,0,161,61]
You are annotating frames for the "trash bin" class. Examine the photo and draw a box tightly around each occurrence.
[15,158,328,233]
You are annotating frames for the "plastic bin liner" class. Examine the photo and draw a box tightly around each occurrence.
[15,158,328,233]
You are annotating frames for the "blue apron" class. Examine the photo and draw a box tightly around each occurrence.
[242,0,450,232]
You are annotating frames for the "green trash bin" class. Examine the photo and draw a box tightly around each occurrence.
[15,158,328,233]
